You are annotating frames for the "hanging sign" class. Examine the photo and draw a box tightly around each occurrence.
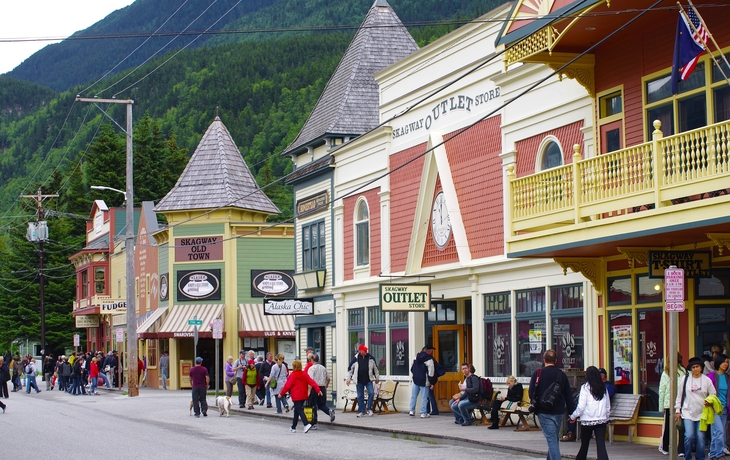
[648,251,711,278]
[379,284,431,311]
[177,269,221,301]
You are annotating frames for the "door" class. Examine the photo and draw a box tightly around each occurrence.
[432,325,465,412]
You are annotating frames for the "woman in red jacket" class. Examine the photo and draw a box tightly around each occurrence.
[278,359,321,433]
[89,357,100,395]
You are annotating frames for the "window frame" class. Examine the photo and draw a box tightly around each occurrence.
[355,198,370,267]
[536,136,564,171]
[302,220,326,271]
[597,86,625,154]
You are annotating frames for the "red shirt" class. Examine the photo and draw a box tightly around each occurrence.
[189,365,208,388]
[279,369,319,402]
[90,362,99,378]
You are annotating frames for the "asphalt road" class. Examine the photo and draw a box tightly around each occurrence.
[1,386,544,460]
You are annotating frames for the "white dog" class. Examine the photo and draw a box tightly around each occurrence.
[216,396,231,417]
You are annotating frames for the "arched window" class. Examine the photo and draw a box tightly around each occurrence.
[539,139,564,171]
[356,199,370,266]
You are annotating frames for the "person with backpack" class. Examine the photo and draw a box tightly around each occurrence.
[569,366,611,460]
[449,363,481,426]
[24,358,41,394]
[529,349,575,460]
[408,343,436,418]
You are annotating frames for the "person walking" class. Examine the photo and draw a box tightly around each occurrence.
[233,350,247,408]
[189,357,209,417]
[346,344,380,418]
[449,363,481,426]
[488,375,524,429]
[224,356,235,397]
[307,353,335,429]
[408,344,435,418]
[89,356,100,395]
[159,350,169,390]
[569,366,611,460]
[707,353,729,460]
[11,355,22,392]
[278,359,321,433]
[43,355,54,391]
[659,354,687,456]
[242,359,262,409]
[676,356,716,460]
[25,359,41,394]
[269,354,290,414]
[529,349,575,460]
[261,352,274,408]
[0,356,9,399]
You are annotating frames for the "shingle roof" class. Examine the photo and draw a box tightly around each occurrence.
[285,154,334,184]
[281,0,418,157]
[155,117,279,214]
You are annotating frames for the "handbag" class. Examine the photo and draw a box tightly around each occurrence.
[676,373,689,429]
[269,378,277,389]
[228,376,237,384]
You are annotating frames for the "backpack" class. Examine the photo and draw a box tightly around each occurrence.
[479,376,493,401]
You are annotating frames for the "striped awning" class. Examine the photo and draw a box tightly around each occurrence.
[158,304,224,339]
[239,303,295,338]
[136,307,168,339]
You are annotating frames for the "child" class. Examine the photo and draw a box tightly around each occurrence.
[278,359,321,433]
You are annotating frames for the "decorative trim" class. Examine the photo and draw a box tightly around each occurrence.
[616,247,649,269]
[524,53,595,97]
[554,257,603,295]
[707,233,730,256]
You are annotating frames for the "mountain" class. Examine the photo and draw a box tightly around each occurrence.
[5,0,498,92]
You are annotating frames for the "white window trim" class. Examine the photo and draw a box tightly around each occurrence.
[535,135,564,172]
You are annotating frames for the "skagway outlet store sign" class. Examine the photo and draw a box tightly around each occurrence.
[648,251,712,278]
[177,269,222,301]
[251,270,295,297]
[379,284,431,311]
[264,298,314,316]
[175,236,223,262]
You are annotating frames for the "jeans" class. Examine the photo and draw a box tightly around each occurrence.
[90,375,98,394]
[236,377,245,406]
[684,418,706,460]
[576,422,608,460]
[98,372,111,388]
[160,368,168,390]
[191,387,208,416]
[427,387,439,414]
[26,375,40,393]
[537,412,564,460]
[710,412,727,458]
[265,381,272,405]
[275,392,289,413]
[45,373,52,390]
[291,400,309,429]
[356,381,374,414]
[409,383,429,415]
[450,398,478,424]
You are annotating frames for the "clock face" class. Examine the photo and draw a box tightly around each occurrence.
[431,191,451,248]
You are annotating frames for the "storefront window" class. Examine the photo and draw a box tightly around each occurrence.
[427,302,456,322]
[697,269,730,298]
[348,308,365,357]
[552,316,583,371]
[609,311,633,393]
[639,309,663,413]
[516,288,545,313]
[637,275,663,303]
[368,307,386,375]
[608,276,632,305]
[485,292,511,377]
[148,339,158,367]
[390,312,409,375]
[517,318,546,377]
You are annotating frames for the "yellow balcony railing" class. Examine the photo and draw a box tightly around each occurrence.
[508,120,730,235]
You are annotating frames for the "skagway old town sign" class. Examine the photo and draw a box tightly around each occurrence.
[379,284,431,311]
[175,236,223,262]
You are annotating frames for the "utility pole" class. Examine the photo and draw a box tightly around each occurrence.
[21,188,58,362]
[76,96,138,397]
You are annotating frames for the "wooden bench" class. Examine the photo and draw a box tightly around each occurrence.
[499,388,540,431]
[341,383,361,412]
[469,389,501,425]
[608,393,642,443]
[374,380,399,414]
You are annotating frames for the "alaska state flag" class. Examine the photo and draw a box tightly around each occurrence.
[671,8,707,94]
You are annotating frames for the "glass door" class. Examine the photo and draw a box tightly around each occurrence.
[432,325,465,412]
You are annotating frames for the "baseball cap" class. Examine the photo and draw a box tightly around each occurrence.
[195,357,203,364]
[424,343,435,351]
[358,344,368,352]
[239,350,246,354]
[598,368,607,376]
[248,359,255,365]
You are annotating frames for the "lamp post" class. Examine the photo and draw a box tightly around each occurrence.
[80,96,137,397]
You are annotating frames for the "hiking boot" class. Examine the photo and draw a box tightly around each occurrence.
[560,432,575,442]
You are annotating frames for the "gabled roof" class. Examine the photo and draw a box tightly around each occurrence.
[281,0,418,157]
[285,154,334,185]
[155,117,279,214]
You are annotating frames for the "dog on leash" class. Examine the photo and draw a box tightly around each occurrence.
[189,400,194,416]
[216,396,232,417]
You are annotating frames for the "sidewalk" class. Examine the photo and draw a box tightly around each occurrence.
[224,400,663,460]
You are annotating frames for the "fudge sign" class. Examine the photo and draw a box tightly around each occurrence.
[175,236,223,262]
[177,269,221,301]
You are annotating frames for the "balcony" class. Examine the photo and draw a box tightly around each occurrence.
[506,120,730,259]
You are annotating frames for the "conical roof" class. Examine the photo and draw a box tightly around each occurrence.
[155,117,279,214]
[282,0,418,156]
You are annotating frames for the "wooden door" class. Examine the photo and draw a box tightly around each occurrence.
[433,325,465,412]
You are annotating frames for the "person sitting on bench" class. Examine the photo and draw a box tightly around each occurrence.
[488,375,523,429]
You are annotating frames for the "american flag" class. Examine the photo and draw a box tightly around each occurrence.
[680,7,708,81]
[671,5,709,94]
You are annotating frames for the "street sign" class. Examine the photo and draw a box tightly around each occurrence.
[116,328,124,343]
[665,301,685,312]
[188,319,203,326]
[664,267,685,301]
[211,319,223,339]
[73,334,80,347]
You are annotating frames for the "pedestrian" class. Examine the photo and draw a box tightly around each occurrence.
[428,352,446,415]
[278,359,321,433]
[224,356,235,397]
[676,356,716,460]
[255,356,266,405]
[488,375,524,429]
[95,353,111,388]
[43,355,54,391]
[408,343,435,418]
[89,356,100,395]
[25,359,41,394]
[189,357,209,417]
[569,366,611,460]
[261,352,274,408]
[659,354,686,455]
[346,344,380,417]
[242,359,262,409]
[269,354,290,414]
[137,356,145,387]
[307,353,335,430]
[707,353,729,460]
[159,350,169,390]
[449,363,480,426]
[0,356,9,399]
[528,349,575,460]
[233,350,247,408]
[60,356,72,392]
[11,355,22,391]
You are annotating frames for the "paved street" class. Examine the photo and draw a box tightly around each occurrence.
[2,386,541,460]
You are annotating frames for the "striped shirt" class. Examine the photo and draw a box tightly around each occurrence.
[307,363,330,387]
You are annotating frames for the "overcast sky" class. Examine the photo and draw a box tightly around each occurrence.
[0,0,136,75]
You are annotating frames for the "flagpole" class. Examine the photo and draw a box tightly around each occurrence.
[676,2,730,87]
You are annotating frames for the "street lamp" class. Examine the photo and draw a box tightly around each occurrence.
[90,186,127,202]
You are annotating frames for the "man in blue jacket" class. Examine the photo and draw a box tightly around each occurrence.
[409,344,436,418]
[529,349,575,460]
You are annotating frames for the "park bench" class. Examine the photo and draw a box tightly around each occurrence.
[469,389,501,425]
[608,393,642,443]
[499,387,540,431]
[373,380,400,414]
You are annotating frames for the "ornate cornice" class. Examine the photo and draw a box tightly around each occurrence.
[616,247,649,268]
[523,52,595,97]
[554,257,603,295]
[707,233,730,255]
